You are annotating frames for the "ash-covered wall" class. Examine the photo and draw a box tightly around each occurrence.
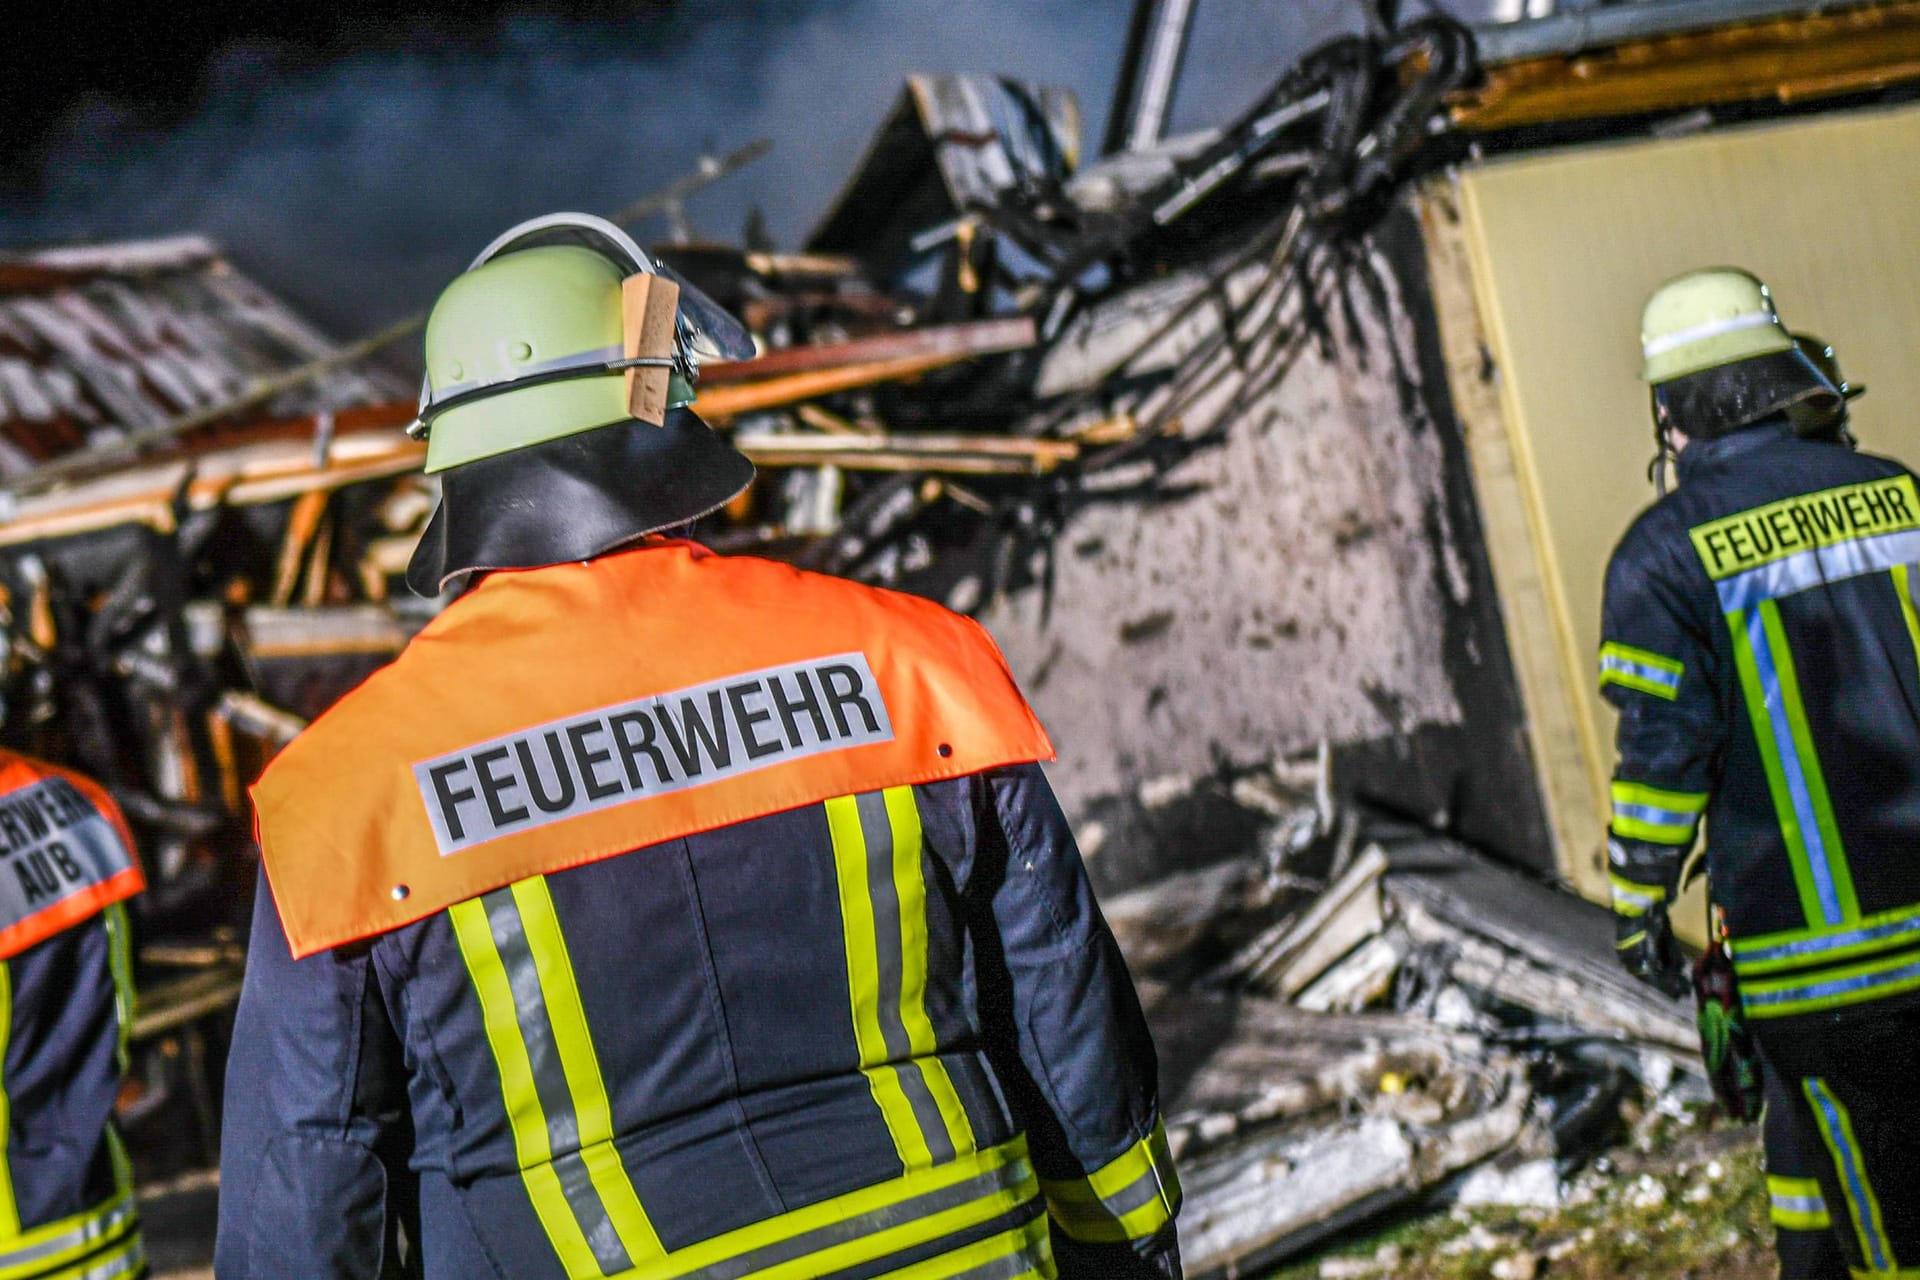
[982,199,1549,892]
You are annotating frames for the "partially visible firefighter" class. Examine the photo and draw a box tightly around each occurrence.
[215,214,1181,1279]
[0,751,146,1280]
[1602,267,1919,1277]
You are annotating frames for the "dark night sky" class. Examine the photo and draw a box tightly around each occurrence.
[1,0,1505,337]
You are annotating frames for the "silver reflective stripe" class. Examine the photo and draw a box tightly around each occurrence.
[1716,527,1920,610]
[77,1236,144,1280]
[1610,883,1660,913]
[480,889,632,1276]
[943,1232,1052,1280]
[1642,308,1775,359]
[0,1195,136,1272]
[1772,1192,1827,1217]
[1093,1165,1172,1221]
[853,791,956,1167]
[690,1157,1035,1280]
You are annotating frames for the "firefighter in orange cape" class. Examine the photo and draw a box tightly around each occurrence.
[215,214,1182,1279]
[0,750,144,1280]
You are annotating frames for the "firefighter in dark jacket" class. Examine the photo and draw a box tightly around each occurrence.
[215,214,1182,1280]
[0,751,145,1280]
[1602,267,1920,1276]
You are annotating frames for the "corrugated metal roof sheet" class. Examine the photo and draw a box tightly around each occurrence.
[0,235,406,475]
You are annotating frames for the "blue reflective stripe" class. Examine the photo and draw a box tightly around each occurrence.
[1737,911,1920,967]
[1717,527,1920,610]
[1745,609,1845,926]
[1611,800,1700,830]
[1807,1081,1892,1273]
[1747,957,1920,1010]
[1599,654,1680,690]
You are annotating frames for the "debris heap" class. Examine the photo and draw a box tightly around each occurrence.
[1099,754,1705,1278]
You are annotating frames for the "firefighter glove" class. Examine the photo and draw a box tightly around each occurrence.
[1615,903,1690,999]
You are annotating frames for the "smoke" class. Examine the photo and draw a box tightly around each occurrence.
[3,0,1512,339]
[5,3,1129,336]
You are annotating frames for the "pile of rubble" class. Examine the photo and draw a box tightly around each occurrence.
[1099,753,1707,1278]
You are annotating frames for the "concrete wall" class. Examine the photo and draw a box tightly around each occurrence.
[979,202,1551,892]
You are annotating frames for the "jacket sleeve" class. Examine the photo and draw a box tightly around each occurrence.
[215,869,412,1279]
[1599,529,1725,923]
[969,764,1181,1279]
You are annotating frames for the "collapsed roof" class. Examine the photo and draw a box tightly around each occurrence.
[0,235,408,479]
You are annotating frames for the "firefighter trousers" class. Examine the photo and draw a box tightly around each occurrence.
[1756,1005,1920,1279]
[1767,1062,1850,1280]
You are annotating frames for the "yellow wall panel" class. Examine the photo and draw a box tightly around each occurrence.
[1453,102,1920,904]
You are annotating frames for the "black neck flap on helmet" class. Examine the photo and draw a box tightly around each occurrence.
[405,214,757,597]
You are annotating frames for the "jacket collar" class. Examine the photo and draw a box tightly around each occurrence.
[1675,415,1795,482]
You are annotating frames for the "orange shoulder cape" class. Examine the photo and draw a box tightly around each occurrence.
[253,542,1053,958]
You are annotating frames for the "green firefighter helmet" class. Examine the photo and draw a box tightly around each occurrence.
[403,213,757,597]
[1639,268,1840,440]
[411,212,755,473]
[417,246,695,473]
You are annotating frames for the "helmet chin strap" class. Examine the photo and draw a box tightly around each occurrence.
[1648,421,1678,497]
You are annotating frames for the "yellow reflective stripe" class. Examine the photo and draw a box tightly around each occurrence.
[450,899,598,1274]
[101,904,134,1076]
[449,899,550,1165]
[1040,1118,1181,1244]
[1600,642,1684,678]
[508,879,662,1264]
[1610,782,1707,814]
[30,1230,145,1280]
[1599,642,1684,700]
[884,788,975,1158]
[827,794,936,1168]
[1616,930,1647,951]
[104,1128,132,1204]
[626,1138,1038,1280]
[878,1210,1052,1280]
[1776,1205,1832,1232]
[1849,1269,1920,1278]
[0,1186,139,1280]
[0,961,15,1239]
[1608,872,1664,918]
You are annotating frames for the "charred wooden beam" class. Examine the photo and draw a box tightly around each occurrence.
[700,317,1035,383]
[736,431,1078,475]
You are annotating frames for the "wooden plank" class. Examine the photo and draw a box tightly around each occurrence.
[132,967,245,1040]
[694,352,987,422]
[699,317,1035,383]
[1415,181,1600,895]
[216,691,307,747]
[735,432,1078,477]
[1219,845,1389,997]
